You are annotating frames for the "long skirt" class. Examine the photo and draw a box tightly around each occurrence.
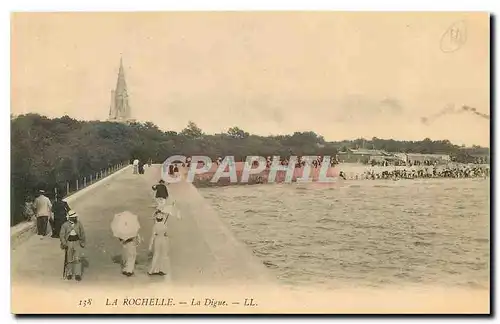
[122,240,137,273]
[155,197,166,209]
[52,217,65,238]
[65,240,83,276]
[149,236,168,274]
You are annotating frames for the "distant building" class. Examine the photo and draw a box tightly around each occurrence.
[108,57,136,123]
[405,153,451,163]
[337,148,394,163]
[337,148,453,165]
[369,155,406,165]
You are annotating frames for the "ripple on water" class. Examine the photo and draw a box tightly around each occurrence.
[200,179,490,288]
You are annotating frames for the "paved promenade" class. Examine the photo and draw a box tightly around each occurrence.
[11,165,272,289]
[11,165,489,314]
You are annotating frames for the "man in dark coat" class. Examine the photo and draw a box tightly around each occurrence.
[152,179,169,209]
[51,193,71,238]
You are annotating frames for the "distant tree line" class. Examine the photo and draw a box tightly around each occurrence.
[11,113,489,225]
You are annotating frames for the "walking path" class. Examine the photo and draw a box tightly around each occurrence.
[11,165,488,314]
[11,165,272,289]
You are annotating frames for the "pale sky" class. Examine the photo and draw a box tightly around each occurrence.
[11,12,490,146]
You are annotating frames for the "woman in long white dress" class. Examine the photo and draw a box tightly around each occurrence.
[121,234,142,276]
[148,210,169,276]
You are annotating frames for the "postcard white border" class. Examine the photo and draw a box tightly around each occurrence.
[4,0,498,323]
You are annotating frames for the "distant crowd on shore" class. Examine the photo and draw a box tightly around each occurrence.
[367,158,489,167]
[197,155,488,170]
[213,156,338,168]
[173,155,490,178]
[340,165,490,181]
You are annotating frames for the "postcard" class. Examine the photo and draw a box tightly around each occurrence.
[10,11,490,314]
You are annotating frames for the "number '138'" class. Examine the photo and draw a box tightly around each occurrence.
[79,298,92,307]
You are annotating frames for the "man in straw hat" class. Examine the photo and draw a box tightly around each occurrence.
[33,189,52,237]
[60,210,86,281]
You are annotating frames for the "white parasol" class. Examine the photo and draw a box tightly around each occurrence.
[111,211,141,240]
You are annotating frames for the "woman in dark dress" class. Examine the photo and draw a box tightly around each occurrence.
[51,193,71,238]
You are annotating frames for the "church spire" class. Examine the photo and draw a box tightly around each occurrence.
[115,56,128,102]
[108,56,133,122]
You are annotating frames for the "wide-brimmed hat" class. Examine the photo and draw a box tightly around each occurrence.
[67,210,78,219]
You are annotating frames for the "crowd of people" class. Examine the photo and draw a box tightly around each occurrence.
[339,165,490,180]
[190,155,490,183]
[132,158,152,174]
[268,156,338,168]
[23,164,179,282]
[26,189,85,281]
[213,156,338,168]
[22,156,489,283]
[26,189,70,238]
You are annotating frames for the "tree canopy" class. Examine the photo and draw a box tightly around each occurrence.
[11,113,489,225]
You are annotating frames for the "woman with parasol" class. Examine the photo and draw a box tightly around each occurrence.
[111,211,143,277]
